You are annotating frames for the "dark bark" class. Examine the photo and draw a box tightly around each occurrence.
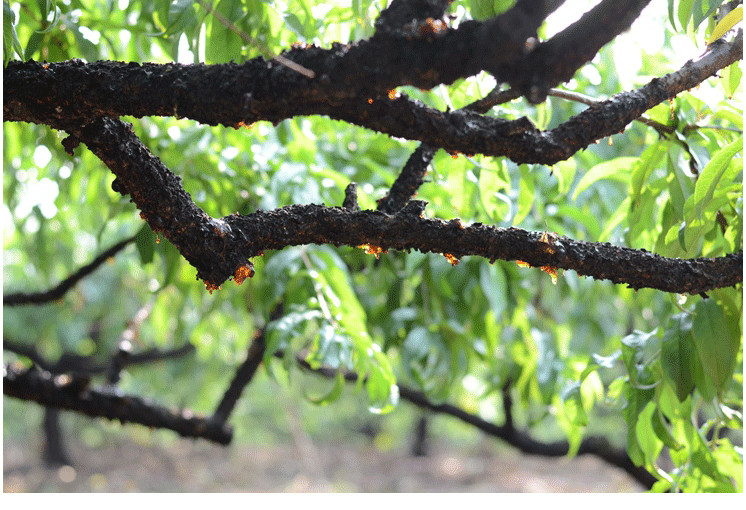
[42,408,72,467]
[293,354,656,489]
[3,235,136,306]
[3,363,232,445]
[4,30,740,165]
[3,0,553,129]
[495,0,654,102]
[14,114,736,294]
[212,304,283,424]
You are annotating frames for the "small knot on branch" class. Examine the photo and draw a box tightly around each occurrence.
[343,182,361,211]
[399,200,427,217]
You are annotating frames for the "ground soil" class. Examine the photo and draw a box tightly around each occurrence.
[4,434,646,493]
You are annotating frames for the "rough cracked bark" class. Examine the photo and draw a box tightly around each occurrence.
[2,4,742,294]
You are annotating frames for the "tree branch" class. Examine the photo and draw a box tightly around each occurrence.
[211,305,283,424]
[222,204,742,295]
[18,114,739,294]
[377,86,521,214]
[3,0,552,129]
[6,29,739,166]
[3,234,137,306]
[496,0,654,102]
[292,355,656,489]
[3,363,232,445]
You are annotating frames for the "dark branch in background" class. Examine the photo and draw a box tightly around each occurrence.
[211,304,283,424]
[3,337,196,378]
[3,363,231,445]
[292,355,656,489]
[3,234,137,306]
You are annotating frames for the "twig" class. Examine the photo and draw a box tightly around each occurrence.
[290,354,656,489]
[196,0,315,78]
[3,234,137,306]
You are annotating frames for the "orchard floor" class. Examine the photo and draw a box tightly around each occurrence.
[4,435,645,493]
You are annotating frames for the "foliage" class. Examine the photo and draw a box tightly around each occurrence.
[3,0,743,492]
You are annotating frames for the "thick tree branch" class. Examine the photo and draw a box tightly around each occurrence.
[495,0,653,102]
[3,363,232,445]
[5,29,739,166]
[374,0,454,32]
[328,32,742,164]
[3,234,137,306]
[61,117,249,288]
[222,205,742,295]
[3,0,552,129]
[16,114,739,294]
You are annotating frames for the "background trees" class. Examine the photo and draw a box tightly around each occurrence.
[3,0,743,492]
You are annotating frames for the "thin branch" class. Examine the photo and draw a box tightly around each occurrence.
[196,0,315,78]
[377,86,522,214]
[211,305,283,424]
[291,355,656,489]
[3,337,196,376]
[549,87,673,134]
[3,363,232,445]
[3,234,137,306]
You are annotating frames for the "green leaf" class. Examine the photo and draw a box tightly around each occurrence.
[205,0,245,63]
[4,1,24,63]
[720,61,742,98]
[678,0,695,31]
[572,157,635,200]
[479,262,507,319]
[707,5,742,43]
[650,406,682,450]
[622,383,655,466]
[470,0,515,20]
[635,401,663,469]
[631,143,667,198]
[560,381,588,427]
[692,0,727,30]
[306,323,352,370]
[34,4,60,34]
[159,237,183,288]
[661,313,698,402]
[166,0,198,36]
[621,328,661,389]
[283,13,307,39]
[691,299,740,394]
[305,371,345,406]
[135,223,156,265]
[264,307,323,363]
[514,165,534,225]
[689,135,743,221]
